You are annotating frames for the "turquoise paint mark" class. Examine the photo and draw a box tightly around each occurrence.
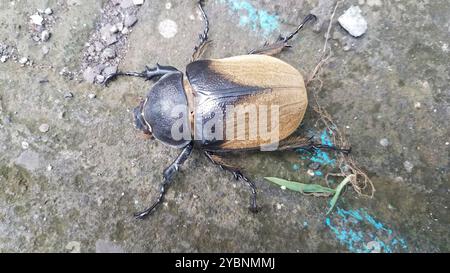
[325,208,408,253]
[310,129,336,166]
[219,0,280,35]
[314,170,323,176]
[292,164,300,171]
[297,129,336,166]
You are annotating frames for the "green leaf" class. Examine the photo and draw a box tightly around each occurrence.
[264,177,336,194]
[326,175,354,215]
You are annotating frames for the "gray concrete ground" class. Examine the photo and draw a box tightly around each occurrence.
[0,0,448,252]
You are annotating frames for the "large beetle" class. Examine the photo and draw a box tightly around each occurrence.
[105,1,347,219]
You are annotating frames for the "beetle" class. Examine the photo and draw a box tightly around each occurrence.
[105,1,348,219]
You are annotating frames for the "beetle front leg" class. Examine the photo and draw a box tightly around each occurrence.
[204,151,258,213]
[134,143,194,219]
[104,64,179,86]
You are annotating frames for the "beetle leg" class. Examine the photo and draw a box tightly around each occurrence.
[191,0,211,61]
[204,151,258,213]
[103,64,179,86]
[134,143,194,220]
[248,14,316,56]
[278,135,351,155]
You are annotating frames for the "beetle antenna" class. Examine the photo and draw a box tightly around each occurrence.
[191,0,211,61]
[281,14,317,43]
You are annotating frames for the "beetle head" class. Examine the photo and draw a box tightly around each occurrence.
[133,98,152,137]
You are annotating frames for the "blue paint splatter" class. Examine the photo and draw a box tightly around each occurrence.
[219,0,280,35]
[296,129,336,167]
[314,170,323,176]
[325,208,408,253]
[292,164,300,171]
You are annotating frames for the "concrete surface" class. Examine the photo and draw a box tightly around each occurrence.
[0,0,448,252]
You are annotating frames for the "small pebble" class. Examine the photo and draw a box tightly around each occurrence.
[47,165,53,171]
[133,0,144,5]
[280,186,287,190]
[276,203,283,210]
[116,22,124,32]
[379,138,389,147]
[338,6,367,37]
[165,2,172,9]
[30,14,44,25]
[88,93,97,99]
[19,57,28,64]
[41,30,51,42]
[307,169,315,177]
[445,142,449,146]
[44,8,53,15]
[21,141,29,149]
[158,19,178,38]
[64,92,74,99]
[101,48,116,59]
[83,67,97,83]
[121,27,129,35]
[0,56,7,63]
[110,25,119,34]
[403,161,414,173]
[42,46,50,55]
[103,65,118,77]
[124,14,138,27]
[95,75,105,84]
[39,123,50,133]
[414,102,421,109]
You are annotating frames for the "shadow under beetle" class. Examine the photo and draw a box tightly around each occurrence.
[105,1,349,219]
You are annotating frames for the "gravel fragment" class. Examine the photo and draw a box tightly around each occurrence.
[19,57,28,64]
[83,67,97,84]
[379,138,389,147]
[124,14,138,27]
[21,141,29,149]
[41,30,51,42]
[39,124,50,133]
[101,48,116,59]
[403,161,414,173]
[338,6,367,37]
[102,65,118,77]
[133,0,144,5]
[64,92,74,99]
[95,75,105,83]
[30,14,44,25]
[44,8,53,15]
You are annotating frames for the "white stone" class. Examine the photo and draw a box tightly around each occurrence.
[158,19,178,38]
[133,0,144,5]
[30,14,44,25]
[338,6,367,37]
[39,123,50,133]
[19,57,28,64]
[88,93,97,99]
[21,141,29,149]
[41,30,51,42]
[403,161,414,173]
[44,8,53,15]
[379,138,389,147]
[0,56,7,63]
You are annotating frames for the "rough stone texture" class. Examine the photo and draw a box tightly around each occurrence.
[0,0,448,253]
